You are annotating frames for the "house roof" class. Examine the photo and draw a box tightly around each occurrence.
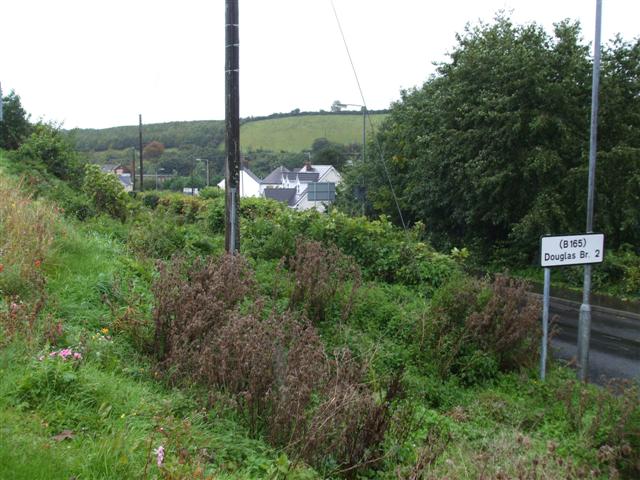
[217,167,262,188]
[264,188,297,206]
[285,171,320,183]
[262,166,290,184]
[101,164,119,173]
[242,167,262,183]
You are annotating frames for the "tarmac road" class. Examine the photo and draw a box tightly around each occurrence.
[546,295,640,383]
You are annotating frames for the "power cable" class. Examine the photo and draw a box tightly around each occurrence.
[330,0,407,229]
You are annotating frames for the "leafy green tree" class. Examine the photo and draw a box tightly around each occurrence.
[344,15,639,262]
[0,90,32,150]
[82,164,129,220]
[16,123,81,184]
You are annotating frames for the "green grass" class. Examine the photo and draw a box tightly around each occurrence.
[240,113,387,153]
[1,157,638,478]
[0,193,316,478]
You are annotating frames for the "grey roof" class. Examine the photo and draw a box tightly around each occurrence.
[264,188,297,206]
[262,166,290,184]
[285,172,319,183]
[101,164,119,173]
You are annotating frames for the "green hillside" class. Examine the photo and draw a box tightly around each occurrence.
[240,113,387,152]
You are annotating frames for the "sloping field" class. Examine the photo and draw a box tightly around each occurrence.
[240,113,387,152]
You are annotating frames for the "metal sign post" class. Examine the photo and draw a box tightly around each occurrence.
[578,0,603,383]
[539,233,605,381]
[541,267,551,380]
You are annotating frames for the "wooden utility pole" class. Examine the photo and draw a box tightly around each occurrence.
[225,0,240,252]
[131,148,136,191]
[138,114,144,191]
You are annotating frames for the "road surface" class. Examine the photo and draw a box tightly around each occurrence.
[546,295,639,383]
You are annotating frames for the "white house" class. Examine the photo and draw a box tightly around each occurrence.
[261,163,341,212]
[217,167,262,198]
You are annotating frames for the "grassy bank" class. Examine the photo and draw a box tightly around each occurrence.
[0,149,638,478]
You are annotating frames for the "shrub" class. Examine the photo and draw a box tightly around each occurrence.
[467,275,541,371]
[288,238,361,324]
[423,274,541,383]
[198,186,224,200]
[241,201,460,289]
[152,254,255,376]
[82,164,129,221]
[14,123,81,183]
[127,211,187,259]
[156,193,207,223]
[141,192,160,209]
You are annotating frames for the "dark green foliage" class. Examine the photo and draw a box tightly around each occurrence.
[240,202,460,290]
[244,149,307,178]
[82,164,129,221]
[0,90,32,150]
[310,137,359,171]
[69,120,225,152]
[344,16,640,263]
[16,123,81,184]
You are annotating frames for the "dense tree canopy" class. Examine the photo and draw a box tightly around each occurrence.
[0,90,32,150]
[343,16,640,262]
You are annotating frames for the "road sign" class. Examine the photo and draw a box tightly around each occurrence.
[540,233,604,268]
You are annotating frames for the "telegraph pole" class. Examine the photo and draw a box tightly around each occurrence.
[225,0,240,253]
[138,114,144,191]
[131,148,136,191]
[577,0,603,382]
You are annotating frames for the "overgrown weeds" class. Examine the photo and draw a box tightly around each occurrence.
[288,238,361,324]
[152,250,399,476]
[424,275,541,383]
[0,176,57,297]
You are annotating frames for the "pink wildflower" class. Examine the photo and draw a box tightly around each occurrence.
[59,348,72,359]
[73,352,82,360]
[153,445,165,467]
[49,351,57,357]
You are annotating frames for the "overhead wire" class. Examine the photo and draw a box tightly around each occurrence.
[329,0,407,229]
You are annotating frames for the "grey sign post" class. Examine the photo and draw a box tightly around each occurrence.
[539,233,605,380]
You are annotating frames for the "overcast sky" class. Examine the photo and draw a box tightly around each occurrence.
[1,0,637,129]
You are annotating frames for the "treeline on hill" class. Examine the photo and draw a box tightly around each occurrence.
[68,113,368,185]
[340,16,640,280]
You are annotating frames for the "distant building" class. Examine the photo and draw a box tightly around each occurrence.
[118,174,133,192]
[261,163,341,212]
[101,164,133,192]
[217,167,262,198]
[101,164,132,175]
[183,187,200,196]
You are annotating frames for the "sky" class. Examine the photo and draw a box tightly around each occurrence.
[1,0,638,129]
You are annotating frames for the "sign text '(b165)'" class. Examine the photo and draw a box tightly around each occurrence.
[540,233,604,268]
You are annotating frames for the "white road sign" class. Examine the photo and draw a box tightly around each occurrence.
[540,233,605,267]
